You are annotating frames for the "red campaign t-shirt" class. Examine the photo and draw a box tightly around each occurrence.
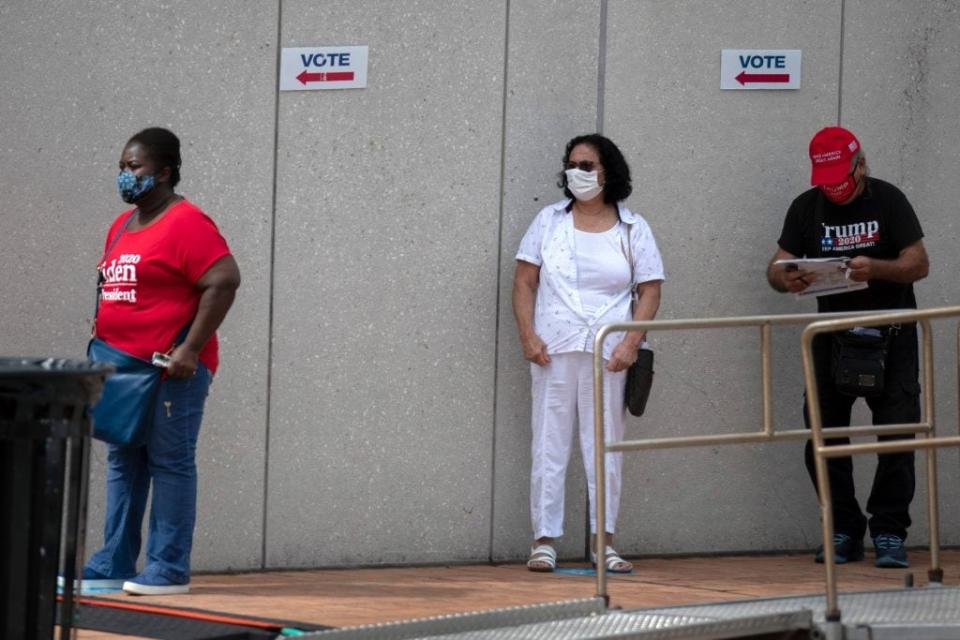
[96,200,232,373]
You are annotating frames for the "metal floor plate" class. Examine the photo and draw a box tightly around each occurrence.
[305,587,960,639]
[648,585,960,625]
[416,610,812,639]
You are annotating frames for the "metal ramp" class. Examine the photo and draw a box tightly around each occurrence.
[302,587,960,639]
[301,595,812,639]
[641,586,960,639]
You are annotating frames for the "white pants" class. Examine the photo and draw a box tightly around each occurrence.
[530,351,626,539]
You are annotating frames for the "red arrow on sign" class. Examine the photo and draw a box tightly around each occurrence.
[736,71,790,85]
[297,70,355,85]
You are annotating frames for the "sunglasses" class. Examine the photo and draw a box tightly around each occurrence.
[563,160,601,172]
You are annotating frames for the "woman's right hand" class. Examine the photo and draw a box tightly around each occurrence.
[521,333,551,366]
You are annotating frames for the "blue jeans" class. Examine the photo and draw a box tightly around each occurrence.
[87,365,212,584]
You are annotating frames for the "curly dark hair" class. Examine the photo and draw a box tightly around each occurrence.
[557,133,632,203]
[126,127,182,188]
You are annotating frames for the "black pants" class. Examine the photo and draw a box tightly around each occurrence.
[803,325,919,541]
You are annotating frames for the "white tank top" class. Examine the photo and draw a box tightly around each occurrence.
[574,225,631,316]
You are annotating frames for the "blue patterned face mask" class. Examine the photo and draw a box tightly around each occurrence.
[117,171,156,203]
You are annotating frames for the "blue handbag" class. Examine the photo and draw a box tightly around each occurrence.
[88,211,190,446]
[87,338,162,446]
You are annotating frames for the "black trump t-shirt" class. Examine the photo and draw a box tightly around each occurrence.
[777,177,924,313]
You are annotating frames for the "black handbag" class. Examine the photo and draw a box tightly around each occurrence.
[622,224,654,416]
[625,347,654,416]
[831,327,888,397]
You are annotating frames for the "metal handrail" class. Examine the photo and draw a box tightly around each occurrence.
[800,306,960,626]
[590,307,960,609]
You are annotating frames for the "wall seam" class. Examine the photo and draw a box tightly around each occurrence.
[261,0,284,571]
[488,0,511,564]
[583,0,610,560]
[596,0,608,133]
[837,0,845,124]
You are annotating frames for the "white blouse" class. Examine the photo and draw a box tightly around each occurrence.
[515,199,665,360]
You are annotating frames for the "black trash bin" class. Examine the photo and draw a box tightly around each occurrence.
[0,358,111,640]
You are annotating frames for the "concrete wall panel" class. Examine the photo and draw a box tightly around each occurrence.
[491,0,603,563]
[265,0,506,567]
[601,0,842,554]
[0,0,277,572]
[842,0,960,544]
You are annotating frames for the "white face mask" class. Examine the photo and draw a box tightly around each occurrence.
[565,168,603,201]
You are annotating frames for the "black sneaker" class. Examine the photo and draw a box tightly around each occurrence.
[815,533,864,564]
[874,533,909,568]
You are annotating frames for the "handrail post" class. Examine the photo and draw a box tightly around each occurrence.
[800,326,842,622]
[921,319,943,583]
[593,327,609,605]
[761,324,773,436]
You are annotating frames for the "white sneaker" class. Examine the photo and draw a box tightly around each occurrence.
[57,571,125,592]
[122,578,190,595]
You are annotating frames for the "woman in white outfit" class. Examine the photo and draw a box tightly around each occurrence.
[513,134,664,573]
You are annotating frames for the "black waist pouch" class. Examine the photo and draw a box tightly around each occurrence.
[831,328,888,397]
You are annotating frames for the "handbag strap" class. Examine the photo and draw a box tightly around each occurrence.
[102,210,138,264]
[620,223,638,312]
[621,223,650,352]
[93,210,138,325]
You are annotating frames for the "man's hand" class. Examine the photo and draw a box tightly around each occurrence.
[843,242,928,284]
[767,248,816,293]
[782,265,816,293]
[846,256,873,282]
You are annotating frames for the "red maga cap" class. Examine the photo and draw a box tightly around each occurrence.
[809,126,860,185]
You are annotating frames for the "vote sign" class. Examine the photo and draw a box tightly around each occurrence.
[720,49,801,90]
[280,46,368,91]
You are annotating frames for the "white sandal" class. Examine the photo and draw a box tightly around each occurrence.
[591,545,633,574]
[527,544,557,572]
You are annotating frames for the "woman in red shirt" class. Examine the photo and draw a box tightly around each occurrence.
[84,128,240,595]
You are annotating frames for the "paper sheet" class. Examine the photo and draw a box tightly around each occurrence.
[774,257,868,298]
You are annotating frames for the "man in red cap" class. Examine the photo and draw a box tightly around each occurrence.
[766,126,929,568]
